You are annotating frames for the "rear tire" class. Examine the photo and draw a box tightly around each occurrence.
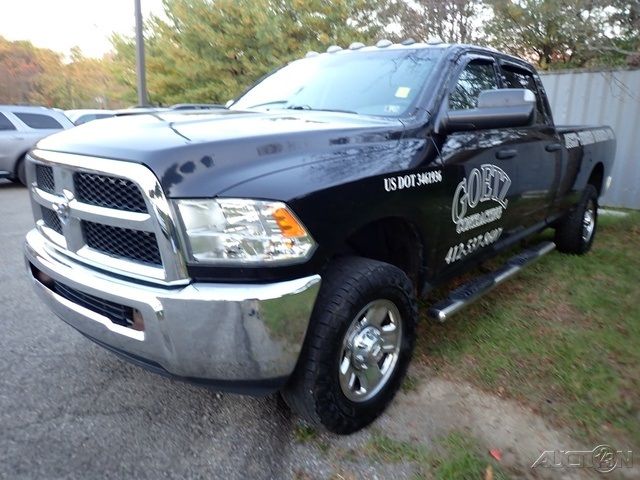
[282,257,418,434]
[554,184,598,255]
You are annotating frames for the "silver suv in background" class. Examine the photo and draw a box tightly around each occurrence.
[65,109,114,126]
[0,106,74,185]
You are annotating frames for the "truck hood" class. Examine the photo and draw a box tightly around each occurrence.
[36,109,406,198]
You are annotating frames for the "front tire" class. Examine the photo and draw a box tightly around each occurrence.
[554,184,598,255]
[282,257,418,434]
[14,157,27,186]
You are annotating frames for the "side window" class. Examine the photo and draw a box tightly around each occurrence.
[500,66,549,125]
[449,61,498,110]
[75,115,95,125]
[0,113,16,131]
[13,112,63,130]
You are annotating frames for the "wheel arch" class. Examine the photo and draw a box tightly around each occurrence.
[588,162,605,197]
[336,216,425,292]
[13,149,30,177]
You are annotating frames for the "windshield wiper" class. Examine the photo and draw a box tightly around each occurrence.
[245,100,288,109]
[286,105,358,115]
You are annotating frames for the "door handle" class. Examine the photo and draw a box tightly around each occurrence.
[495,149,518,160]
[545,143,563,152]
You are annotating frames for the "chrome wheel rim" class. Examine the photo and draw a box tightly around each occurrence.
[338,299,403,403]
[583,200,596,243]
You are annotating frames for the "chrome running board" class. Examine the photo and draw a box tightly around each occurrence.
[428,241,556,322]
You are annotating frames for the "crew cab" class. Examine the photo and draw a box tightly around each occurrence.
[24,41,615,434]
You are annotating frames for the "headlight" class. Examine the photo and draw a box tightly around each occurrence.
[175,198,316,265]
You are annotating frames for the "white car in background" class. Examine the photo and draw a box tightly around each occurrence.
[65,109,114,126]
[0,106,74,185]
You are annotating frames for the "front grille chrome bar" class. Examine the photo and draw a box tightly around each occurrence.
[32,186,154,231]
[27,149,190,286]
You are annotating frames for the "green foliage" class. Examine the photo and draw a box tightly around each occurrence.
[383,0,487,44]
[0,35,130,108]
[484,0,640,69]
[110,0,385,105]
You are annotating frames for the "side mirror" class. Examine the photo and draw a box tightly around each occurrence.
[441,88,535,132]
[225,99,234,108]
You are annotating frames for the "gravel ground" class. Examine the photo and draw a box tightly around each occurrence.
[0,180,414,480]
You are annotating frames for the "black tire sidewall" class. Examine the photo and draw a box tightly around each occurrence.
[555,184,599,255]
[295,259,417,433]
[16,157,27,185]
[581,190,598,253]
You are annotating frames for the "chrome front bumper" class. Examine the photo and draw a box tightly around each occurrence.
[24,229,321,391]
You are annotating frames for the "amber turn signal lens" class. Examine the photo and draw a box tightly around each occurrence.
[272,207,306,238]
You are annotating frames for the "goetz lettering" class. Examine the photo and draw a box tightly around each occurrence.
[384,170,442,192]
[452,164,511,233]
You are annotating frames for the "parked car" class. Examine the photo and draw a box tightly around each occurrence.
[0,106,73,184]
[24,41,615,434]
[65,109,114,126]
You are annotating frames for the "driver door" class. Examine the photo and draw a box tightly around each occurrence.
[434,56,524,273]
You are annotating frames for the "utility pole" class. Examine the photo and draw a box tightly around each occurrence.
[134,0,148,106]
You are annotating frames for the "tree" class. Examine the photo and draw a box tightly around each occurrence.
[110,0,386,105]
[0,37,44,104]
[485,0,639,69]
[590,0,640,66]
[0,36,131,108]
[383,0,487,44]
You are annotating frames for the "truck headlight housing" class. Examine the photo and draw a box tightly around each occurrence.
[175,198,316,265]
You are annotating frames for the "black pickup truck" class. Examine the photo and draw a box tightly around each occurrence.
[24,41,615,434]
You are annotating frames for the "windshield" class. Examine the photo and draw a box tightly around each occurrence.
[231,48,443,117]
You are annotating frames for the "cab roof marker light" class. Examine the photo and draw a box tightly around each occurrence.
[376,39,393,48]
[401,38,416,45]
[326,45,343,53]
[349,42,365,50]
[426,37,444,45]
[305,51,319,58]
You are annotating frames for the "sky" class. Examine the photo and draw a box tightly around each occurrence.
[0,0,165,58]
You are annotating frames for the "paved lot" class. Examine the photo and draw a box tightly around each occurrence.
[0,181,306,479]
[5,180,622,480]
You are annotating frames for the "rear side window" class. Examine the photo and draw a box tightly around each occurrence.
[0,112,16,131]
[500,66,549,124]
[449,61,499,110]
[13,112,64,130]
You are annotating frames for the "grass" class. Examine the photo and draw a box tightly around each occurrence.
[415,210,640,447]
[365,432,429,464]
[429,432,509,480]
[401,373,420,392]
[364,430,509,479]
[293,424,319,443]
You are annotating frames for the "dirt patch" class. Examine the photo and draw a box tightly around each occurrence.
[376,368,640,479]
[288,368,639,479]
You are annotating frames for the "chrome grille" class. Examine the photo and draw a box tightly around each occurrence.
[35,164,55,192]
[27,150,189,285]
[82,221,162,265]
[41,206,62,234]
[74,172,147,213]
